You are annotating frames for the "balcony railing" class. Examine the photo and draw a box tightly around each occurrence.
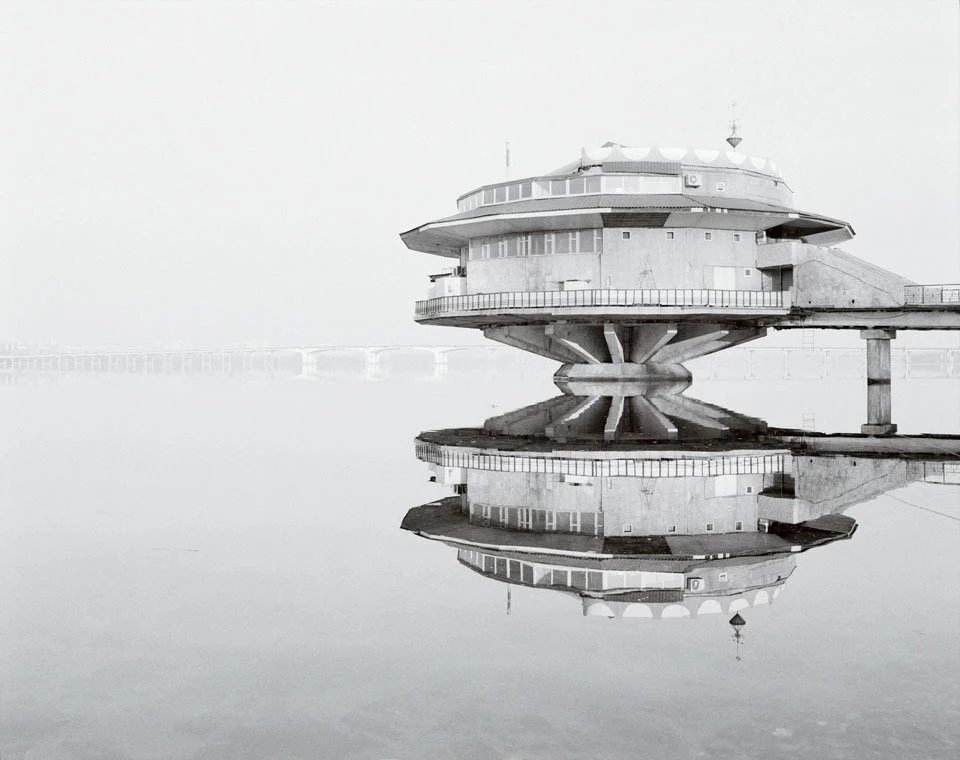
[415,289,786,318]
[904,284,960,306]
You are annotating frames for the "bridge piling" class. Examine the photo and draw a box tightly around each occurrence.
[861,329,897,435]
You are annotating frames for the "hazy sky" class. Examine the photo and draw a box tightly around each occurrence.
[1,0,957,348]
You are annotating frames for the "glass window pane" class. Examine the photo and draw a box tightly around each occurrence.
[557,232,570,254]
[506,236,518,257]
[586,175,601,193]
[580,229,595,253]
[569,177,585,194]
[532,233,544,255]
[535,180,551,197]
[483,188,494,204]
[624,175,642,193]
[495,185,507,203]
[520,181,532,198]
[550,179,567,196]
[508,183,520,201]
[521,564,534,584]
[603,176,624,193]
[544,233,554,254]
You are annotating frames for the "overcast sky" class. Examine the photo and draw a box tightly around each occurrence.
[1,0,957,349]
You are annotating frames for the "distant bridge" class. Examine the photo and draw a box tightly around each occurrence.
[1,344,957,383]
[0,344,508,379]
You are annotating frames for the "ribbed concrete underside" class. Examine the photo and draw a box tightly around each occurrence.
[484,322,767,377]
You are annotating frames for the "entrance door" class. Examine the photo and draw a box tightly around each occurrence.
[714,266,737,290]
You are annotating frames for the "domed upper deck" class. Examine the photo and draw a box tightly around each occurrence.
[456,143,793,212]
[401,142,854,257]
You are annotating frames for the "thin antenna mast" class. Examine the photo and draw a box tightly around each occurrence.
[726,103,742,150]
[505,140,511,180]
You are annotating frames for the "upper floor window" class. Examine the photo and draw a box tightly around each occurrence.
[704,232,713,241]
[457,173,681,211]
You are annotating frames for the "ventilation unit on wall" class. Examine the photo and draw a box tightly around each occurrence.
[686,577,704,592]
[684,173,702,188]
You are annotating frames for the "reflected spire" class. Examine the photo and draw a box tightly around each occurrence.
[729,612,747,661]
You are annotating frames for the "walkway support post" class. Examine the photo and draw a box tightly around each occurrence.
[861,329,897,435]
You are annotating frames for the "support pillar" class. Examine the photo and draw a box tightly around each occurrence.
[861,329,897,435]
[433,350,449,378]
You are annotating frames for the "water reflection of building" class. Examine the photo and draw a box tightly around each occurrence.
[403,392,959,620]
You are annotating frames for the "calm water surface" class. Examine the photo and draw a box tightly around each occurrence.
[1,358,958,759]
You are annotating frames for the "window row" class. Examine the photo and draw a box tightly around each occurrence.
[457,174,683,211]
[467,229,603,261]
[472,503,599,534]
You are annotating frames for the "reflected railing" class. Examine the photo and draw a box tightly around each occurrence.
[415,289,786,318]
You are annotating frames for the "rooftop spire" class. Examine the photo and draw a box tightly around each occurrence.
[726,102,742,150]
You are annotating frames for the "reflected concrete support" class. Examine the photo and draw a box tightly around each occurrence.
[603,395,626,440]
[544,396,607,440]
[554,362,691,394]
[484,395,584,437]
[628,395,678,439]
[861,329,897,435]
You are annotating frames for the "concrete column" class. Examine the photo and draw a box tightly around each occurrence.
[602,324,626,364]
[433,350,449,378]
[861,329,896,435]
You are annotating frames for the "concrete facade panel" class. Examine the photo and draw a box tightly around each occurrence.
[680,167,793,207]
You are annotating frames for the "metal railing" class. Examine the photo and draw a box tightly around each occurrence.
[904,284,960,306]
[415,289,786,318]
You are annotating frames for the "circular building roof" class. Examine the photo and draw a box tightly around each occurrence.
[547,142,784,179]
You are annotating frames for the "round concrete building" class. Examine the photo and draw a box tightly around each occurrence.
[400,142,900,382]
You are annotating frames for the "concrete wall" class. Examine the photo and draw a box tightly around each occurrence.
[792,455,912,514]
[465,228,764,293]
[467,471,601,514]
[467,251,601,293]
[467,470,770,537]
[600,228,763,290]
[601,474,766,536]
[790,245,912,307]
[687,554,795,596]
[680,166,793,208]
